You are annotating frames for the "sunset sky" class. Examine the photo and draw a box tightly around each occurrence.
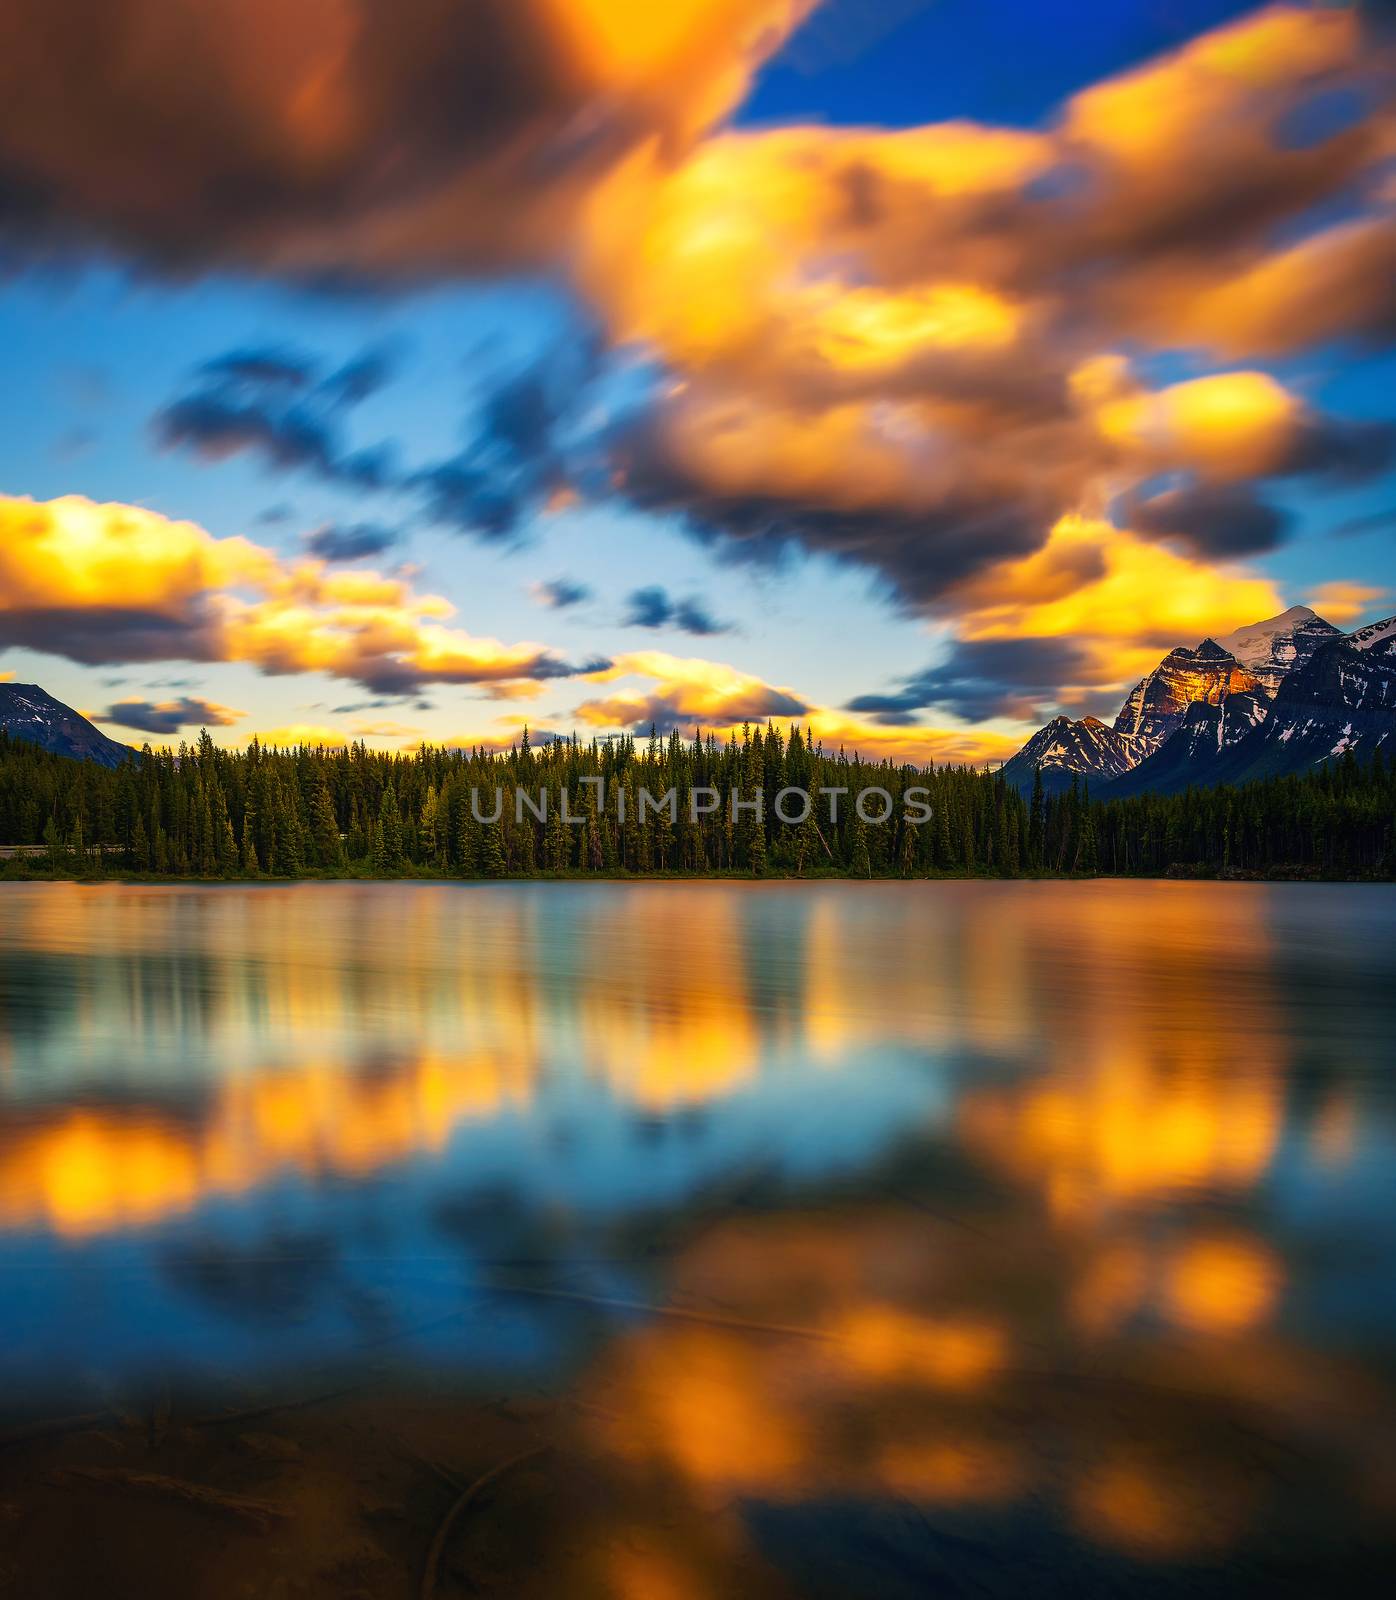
[1,0,1393,763]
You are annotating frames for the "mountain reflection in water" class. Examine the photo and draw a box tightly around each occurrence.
[0,880,1393,1598]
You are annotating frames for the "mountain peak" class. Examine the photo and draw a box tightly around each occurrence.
[0,682,134,769]
[1214,605,1341,693]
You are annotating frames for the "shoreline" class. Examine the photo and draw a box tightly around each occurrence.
[2,867,1390,886]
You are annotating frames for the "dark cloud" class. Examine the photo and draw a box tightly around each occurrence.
[847,638,1098,724]
[621,584,732,635]
[534,576,592,610]
[0,0,783,283]
[101,696,242,734]
[411,331,603,540]
[304,522,400,561]
[615,423,1058,609]
[1127,482,1292,558]
[622,586,672,628]
[198,347,314,389]
[153,343,399,490]
[1335,505,1396,538]
[342,650,611,700]
[1281,415,1396,482]
[255,503,296,525]
[0,1,600,276]
[0,605,221,666]
[589,686,807,735]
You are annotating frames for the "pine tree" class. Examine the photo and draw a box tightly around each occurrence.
[378,784,404,872]
[1028,766,1045,871]
[309,772,343,869]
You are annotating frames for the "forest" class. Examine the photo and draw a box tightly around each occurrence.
[1,723,1393,881]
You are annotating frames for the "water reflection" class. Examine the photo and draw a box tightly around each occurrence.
[1,881,1394,1595]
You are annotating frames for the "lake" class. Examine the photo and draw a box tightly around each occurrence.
[1,880,1394,1598]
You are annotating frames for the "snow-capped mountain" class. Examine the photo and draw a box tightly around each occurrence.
[1214,604,1343,695]
[1106,689,1269,798]
[1001,635,1269,795]
[1346,614,1396,654]
[1000,603,1395,796]
[1000,715,1140,796]
[1102,614,1396,794]
[1113,639,1263,747]
[0,683,134,768]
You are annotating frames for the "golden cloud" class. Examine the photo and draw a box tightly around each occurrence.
[587,6,1393,616]
[946,514,1287,694]
[0,0,813,277]
[0,494,599,696]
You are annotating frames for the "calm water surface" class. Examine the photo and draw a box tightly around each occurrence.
[1,880,1394,1597]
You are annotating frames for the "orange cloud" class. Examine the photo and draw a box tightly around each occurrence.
[586,5,1393,617]
[946,514,1287,695]
[0,494,598,696]
[1309,580,1388,626]
[0,0,812,278]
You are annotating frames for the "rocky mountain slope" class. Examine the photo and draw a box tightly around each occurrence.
[1132,620,1395,793]
[1002,604,1396,797]
[0,683,134,768]
[1000,716,1140,796]
[1113,639,1263,747]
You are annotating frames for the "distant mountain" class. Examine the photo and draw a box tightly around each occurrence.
[1103,615,1396,796]
[1001,635,1269,795]
[0,683,134,768]
[1000,603,1396,798]
[1214,604,1342,695]
[999,715,1140,796]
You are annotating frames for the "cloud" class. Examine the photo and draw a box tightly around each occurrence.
[531,576,592,610]
[573,648,1019,764]
[0,0,812,278]
[4,3,1393,725]
[101,696,245,734]
[304,522,400,561]
[197,347,314,389]
[575,650,808,732]
[584,6,1396,610]
[621,585,732,635]
[153,344,398,490]
[1126,483,1291,558]
[847,638,1101,725]
[408,328,604,540]
[1309,580,1388,625]
[1335,506,1396,538]
[0,494,605,697]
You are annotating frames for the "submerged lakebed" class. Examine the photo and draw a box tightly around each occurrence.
[1,879,1394,1597]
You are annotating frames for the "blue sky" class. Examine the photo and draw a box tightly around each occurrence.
[1,0,1392,761]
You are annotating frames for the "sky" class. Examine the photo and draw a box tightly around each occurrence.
[1,0,1393,764]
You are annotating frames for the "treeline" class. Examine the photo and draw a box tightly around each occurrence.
[0,724,1392,880]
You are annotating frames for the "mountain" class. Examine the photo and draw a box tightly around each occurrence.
[1105,689,1269,798]
[998,602,1396,798]
[0,683,135,768]
[1347,614,1396,654]
[1113,639,1263,747]
[1106,616,1396,795]
[999,715,1140,796]
[1000,637,1264,795]
[1214,604,1342,695]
